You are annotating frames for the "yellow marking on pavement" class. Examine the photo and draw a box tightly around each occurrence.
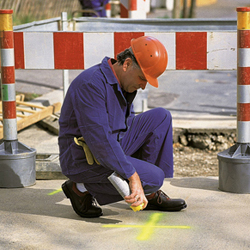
[47,188,62,195]
[137,213,163,240]
[102,213,191,241]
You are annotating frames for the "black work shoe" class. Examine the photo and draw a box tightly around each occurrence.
[144,190,187,212]
[62,180,103,218]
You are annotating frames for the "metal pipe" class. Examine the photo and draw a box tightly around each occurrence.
[61,12,69,98]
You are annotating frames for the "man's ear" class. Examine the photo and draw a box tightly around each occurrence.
[123,58,132,72]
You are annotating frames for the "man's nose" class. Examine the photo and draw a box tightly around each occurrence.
[139,82,147,90]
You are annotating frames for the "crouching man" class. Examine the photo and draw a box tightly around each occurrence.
[58,36,187,218]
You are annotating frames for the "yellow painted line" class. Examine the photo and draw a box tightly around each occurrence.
[103,225,190,229]
[137,213,162,241]
[47,188,62,195]
[102,213,191,241]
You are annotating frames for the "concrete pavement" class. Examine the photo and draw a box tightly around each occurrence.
[1,178,250,249]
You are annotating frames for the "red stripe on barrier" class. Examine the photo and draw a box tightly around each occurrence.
[14,32,25,69]
[238,30,250,48]
[238,103,250,121]
[129,0,137,11]
[114,32,144,59]
[176,32,207,70]
[54,32,84,69]
[3,101,16,119]
[120,4,129,18]
[1,31,14,48]
[1,66,15,83]
[238,67,250,85]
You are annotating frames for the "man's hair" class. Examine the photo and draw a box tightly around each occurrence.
[116,48,139,68]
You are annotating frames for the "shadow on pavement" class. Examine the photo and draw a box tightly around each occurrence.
[0,187,122,224]
[169,177,219,191]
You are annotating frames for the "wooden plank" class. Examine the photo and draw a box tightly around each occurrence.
[0,102,61,139]
[16,107,37,113]
[16,101,46,109]
[16,102,61,132]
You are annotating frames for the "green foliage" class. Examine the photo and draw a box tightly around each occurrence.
[12,14,46,26]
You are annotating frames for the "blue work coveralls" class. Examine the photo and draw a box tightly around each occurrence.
[78,0,109,17]
[58,57,173,205]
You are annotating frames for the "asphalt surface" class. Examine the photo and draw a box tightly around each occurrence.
[1,1,250,249]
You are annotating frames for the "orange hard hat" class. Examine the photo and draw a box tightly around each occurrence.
[131,36,168,88]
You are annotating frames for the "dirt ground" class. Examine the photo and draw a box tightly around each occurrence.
[173,143,220,177]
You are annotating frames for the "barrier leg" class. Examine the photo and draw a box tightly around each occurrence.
[0,9,36,188]
[217,7,250,193]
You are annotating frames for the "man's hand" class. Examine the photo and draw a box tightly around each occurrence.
[124,172,148,210]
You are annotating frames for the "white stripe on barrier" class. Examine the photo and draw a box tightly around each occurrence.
[207,32,237,70]
[238,48,250,67]
[3,119,17,141]
[24,32,54,69]
[84,33,114,69]
[237,85,250,103]
[237,121,250,143]
[2,84,16,101]
[1,49,14,67]
[145,32,176,70]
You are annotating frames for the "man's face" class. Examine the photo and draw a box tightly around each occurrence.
[120,58,148,93]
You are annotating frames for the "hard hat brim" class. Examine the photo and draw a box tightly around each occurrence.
[145,74,159,88]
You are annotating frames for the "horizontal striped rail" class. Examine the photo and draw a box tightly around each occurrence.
[14,31,237,71]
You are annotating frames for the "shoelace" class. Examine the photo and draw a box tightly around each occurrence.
[156,190,170,204]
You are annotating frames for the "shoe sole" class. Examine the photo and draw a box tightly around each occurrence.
[144,203,187,212]
[62,182,103,218]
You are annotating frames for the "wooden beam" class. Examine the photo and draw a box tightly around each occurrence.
[0,102,61,139]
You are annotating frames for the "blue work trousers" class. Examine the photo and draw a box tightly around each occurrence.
[67,107,173,205]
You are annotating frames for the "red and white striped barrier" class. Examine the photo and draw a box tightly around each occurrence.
[13,31,237,71]
[237,7,250,143]
[0,9,17,141]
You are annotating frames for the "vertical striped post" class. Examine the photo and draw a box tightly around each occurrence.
[217,7,250,194]
[237,7,250,143]
[0,9,17,141]
[106,2,111,18]
[0,9,36,188]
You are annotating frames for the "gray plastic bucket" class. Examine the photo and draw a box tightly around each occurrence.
[217,143,250,193]
[0,140,36,188]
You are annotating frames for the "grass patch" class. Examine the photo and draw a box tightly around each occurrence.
[13,14,47,26]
